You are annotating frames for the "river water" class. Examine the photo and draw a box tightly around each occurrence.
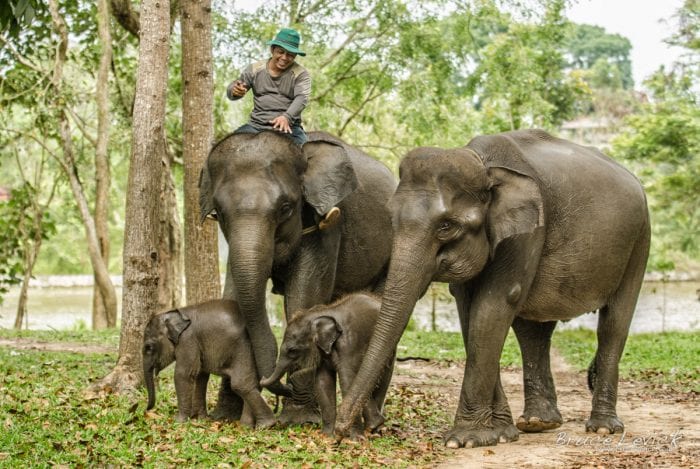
[0,277,698,333]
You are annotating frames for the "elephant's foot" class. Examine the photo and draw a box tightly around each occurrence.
[211,403,243,421]
[517,397,563,433]
[364,412,385,432]
[585,412,624,434]
[278,399,322,426]
[211,387,244,422]
[254,415,277,430]
[444,421,519,449]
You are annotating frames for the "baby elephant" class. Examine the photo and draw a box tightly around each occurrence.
[260,293,395,437]
[142,299,280,428]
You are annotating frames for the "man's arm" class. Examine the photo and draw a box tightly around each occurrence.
[226,65,254,101]
[283,69,311,122]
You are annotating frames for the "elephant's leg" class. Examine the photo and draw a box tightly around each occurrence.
[212,377,244,421]
[211,274,245,421]
[315,367,337,435]
[587,232,647,435]
[240,403,255,427]
[279,229,342,425]
[227,369,276,430]
[174,363,195,422]
[336,359,370,438]
[364,357,394,432]
[445,284,518,448]
[192,373,210,419]
[512,317,562,432]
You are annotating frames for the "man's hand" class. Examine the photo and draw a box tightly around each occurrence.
[270,115,292,133]
[229,80,248,98]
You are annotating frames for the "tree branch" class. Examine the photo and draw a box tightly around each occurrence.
[65,106,98,147]
[318,4,378,70]
[110,0,140,37]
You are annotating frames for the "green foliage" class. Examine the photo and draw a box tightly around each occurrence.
[467,0,586,131]
[0,0,46,40]
[553,329,700,392]
[563,23,634,89]
[610,71,700,271]
[1,0,697,278]
[0,184,56,303]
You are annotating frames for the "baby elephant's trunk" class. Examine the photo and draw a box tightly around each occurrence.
[144,364,157,410]
[259,366,287,389]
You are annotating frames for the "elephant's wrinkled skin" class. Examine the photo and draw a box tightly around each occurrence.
[142,300,278,428]
[336,129,650,448]
[199,131,396,422]
[260,293,395,437]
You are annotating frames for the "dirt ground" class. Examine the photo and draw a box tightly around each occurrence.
[393,352,699,468]
[3,338,698,468]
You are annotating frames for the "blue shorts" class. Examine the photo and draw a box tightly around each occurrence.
[234,123,308,146]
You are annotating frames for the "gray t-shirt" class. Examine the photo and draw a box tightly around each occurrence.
[227,59,311,128]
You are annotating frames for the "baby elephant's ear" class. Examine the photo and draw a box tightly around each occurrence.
[164,310,192,345]
[312,316,342,355]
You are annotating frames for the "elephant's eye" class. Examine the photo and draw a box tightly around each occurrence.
[437,219,461,241]
[278,201,294,220]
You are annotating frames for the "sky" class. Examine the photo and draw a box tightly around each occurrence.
[565,0,685,87]
[236,0,686,89]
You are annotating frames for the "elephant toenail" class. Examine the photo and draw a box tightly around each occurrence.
[446,439,460,449]
[596,427,610,435]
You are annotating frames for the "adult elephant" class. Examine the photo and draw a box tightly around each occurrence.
[336,129,650,448]
[199,130,396,421]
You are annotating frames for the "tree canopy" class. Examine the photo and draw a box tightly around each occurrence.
[0,0,697,310]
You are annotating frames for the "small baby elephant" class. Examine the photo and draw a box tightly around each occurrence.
[142,299,280,428]
[260,293,395,437]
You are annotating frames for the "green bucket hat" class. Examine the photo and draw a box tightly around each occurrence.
[266,28,306,56]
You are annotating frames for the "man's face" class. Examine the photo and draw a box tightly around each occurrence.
[270,46,297,71]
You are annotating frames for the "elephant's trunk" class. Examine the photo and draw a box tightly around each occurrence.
[336,235,436,434]
[259,357,292,389]
[226,221,282,393]
[144,363,157,411]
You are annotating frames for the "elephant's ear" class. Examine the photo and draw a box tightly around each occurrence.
[301,135,358,215]
[468,134,544,257]
[485,168,544,258]
[312,316,342,355]
[164,310,192,345]
[199,164,215,223]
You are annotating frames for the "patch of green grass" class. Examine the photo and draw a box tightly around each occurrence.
[0,340,448,467]
[398,329,522,367]
[553,328,700,392]
[0,327,120,348]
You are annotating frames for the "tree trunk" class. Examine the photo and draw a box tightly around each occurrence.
[90,0,171,395]
[158,149,183,311]
[13,216,43,330]
[92,0,116,329]
[181,0,220,304]
[48,0,118,329]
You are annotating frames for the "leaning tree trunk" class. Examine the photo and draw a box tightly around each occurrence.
[92,0,116,329]
[181,0,220,304]
[47,0,118,330]
[88,0,171,396]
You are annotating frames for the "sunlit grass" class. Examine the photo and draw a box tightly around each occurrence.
[553,328,700,392]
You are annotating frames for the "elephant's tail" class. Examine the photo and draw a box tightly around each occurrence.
[587,358,597,393]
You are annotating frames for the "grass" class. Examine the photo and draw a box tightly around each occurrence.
[0,326,697,466]
[553,328,700,392]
